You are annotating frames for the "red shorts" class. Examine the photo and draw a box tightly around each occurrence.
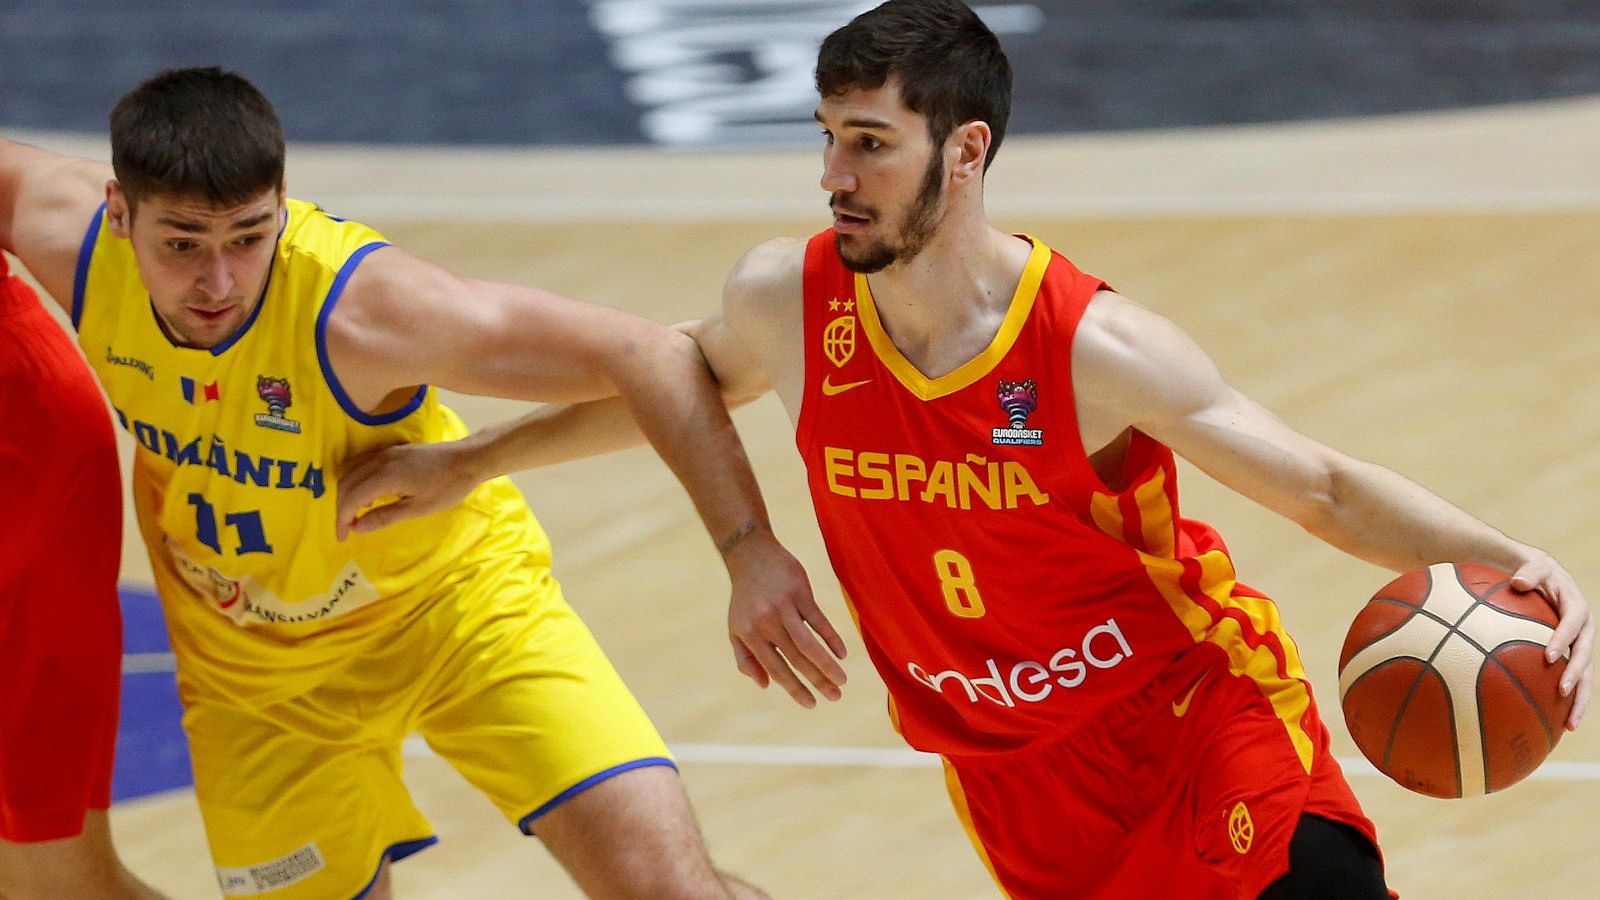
[941,652,1381,899]
[0,260,124,842]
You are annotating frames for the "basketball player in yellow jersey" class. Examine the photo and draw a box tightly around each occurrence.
[0,67,823,899]
[337,2,1594,895]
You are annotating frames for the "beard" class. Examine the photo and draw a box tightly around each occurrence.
[835,149,946,274]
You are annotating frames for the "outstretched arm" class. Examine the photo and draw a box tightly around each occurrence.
[1073,290,1593,729]
[329,246,768,547]
[334,312,769,533]
[329,240,848,706]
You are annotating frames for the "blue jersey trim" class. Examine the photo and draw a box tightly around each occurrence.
[350,835,438,899]
[209,251,277,356]
[71,202,106,329]
[517,757,678,835]
[314,241,429,425]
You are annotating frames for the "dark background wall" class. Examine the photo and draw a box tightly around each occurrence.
[3,1,1598,147]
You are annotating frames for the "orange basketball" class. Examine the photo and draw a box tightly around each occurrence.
[1337,562,1573,797]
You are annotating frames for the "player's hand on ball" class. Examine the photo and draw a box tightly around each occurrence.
[335,440,483,541]
[1510,552,1593,731]
[725,530,848,708]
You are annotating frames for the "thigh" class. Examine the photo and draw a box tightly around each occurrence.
[414,566,672,833]
[950,669,1306,900]
[0,382,122,843]
[1167,667,1391,899]
[0,561,120,842]
[941,736,1151,899]
[1168,672,1318,896]
[185,698,435,899]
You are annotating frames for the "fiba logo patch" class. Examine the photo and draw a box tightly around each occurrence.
[254,376,302,433]
[1227,802,1254,854]
[823,311,856,368]
[992,379,1044,446]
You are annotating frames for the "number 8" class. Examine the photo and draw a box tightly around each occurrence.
[933,548,985,618]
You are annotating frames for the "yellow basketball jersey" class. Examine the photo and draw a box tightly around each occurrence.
[75,198,550,707]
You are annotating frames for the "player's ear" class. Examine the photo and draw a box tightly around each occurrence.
[950,121,990,184]
[106,181,132,239]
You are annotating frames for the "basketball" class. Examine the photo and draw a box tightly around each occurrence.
[1337,562,1574,798]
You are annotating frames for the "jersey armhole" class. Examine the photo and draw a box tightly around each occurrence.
[793,232,834,454]
[70,202,107,330]
[313,240,429,425]
[1059,273,1142,495]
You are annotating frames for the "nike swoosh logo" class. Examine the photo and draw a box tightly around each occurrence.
[821,376,871,396]
[1171,670,1209,718]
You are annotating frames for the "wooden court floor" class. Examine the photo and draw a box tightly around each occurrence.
[47,98,1600,898]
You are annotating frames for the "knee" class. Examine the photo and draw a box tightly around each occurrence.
[0,855,121,900]
[0,822,153,900]
[612,860,737,900]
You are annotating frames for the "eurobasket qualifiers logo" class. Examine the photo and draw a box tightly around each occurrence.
[254,376,301,433]
[992,379,1044,446]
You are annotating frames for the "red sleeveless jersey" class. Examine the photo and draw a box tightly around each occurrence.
[796,231,1320,764]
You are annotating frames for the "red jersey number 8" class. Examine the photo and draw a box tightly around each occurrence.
[933,549,986,618]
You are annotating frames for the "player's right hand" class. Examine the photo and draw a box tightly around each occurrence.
[334,440,482,540]
[726,530,849,708]
[1510,552,1594,731]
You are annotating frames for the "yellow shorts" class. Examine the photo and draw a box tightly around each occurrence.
[183,549,672,898]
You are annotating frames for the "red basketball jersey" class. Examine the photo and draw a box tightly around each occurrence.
[797,231,1320,765]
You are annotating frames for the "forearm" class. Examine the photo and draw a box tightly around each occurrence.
[457,326,769,554]
[1301,458,1542,574]
[460,397,651,478]
[606,328,772,556]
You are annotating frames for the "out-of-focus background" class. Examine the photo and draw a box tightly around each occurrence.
[5,2,1599,897]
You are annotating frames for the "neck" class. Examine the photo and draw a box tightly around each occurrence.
[863,211,1033,378]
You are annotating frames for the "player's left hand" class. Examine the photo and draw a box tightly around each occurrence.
[725,529,848,708]
[1510,553,1593,730]
[334,439,482,540]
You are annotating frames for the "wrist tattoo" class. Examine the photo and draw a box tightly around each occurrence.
[718,519,760,558]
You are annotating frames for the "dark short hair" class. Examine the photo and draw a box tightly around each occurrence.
[816,0,1012,170]
[110,67,285,209]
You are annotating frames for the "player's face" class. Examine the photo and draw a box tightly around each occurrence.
[817,81,948,274]
[109,185,283,349]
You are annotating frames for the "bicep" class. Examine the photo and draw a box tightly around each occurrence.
[679,314,771,407]
[330,247,663,405]
[1077,292,1345,523]
[713,238,803,407]
[1157,385,1346,524]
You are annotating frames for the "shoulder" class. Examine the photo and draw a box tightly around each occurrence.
[1073,289,1224,419]
[1076,289,1193,368]
[722,236,808,340]
[323,242,472,353]
[724,237,806,310]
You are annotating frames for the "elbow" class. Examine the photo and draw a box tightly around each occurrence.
[1290,459,1356,542]
[603,319,703,388]
[606,315,689,362]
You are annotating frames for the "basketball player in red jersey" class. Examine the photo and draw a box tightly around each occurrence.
[0,253,162,897]
[335,1,1594,896]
